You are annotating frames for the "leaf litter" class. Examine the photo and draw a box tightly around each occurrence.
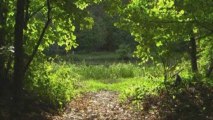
[50,91,142,120]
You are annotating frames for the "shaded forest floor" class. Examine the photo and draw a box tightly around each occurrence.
[48,82,213,120]
[50,91,141,120]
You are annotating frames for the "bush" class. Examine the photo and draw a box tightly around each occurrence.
[25,61,79,108]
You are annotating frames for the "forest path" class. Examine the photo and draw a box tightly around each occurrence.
[51,91,142,120]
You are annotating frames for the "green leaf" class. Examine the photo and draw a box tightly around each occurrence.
[156,41,163,47]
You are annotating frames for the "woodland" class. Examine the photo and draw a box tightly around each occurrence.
[0,0,213,119]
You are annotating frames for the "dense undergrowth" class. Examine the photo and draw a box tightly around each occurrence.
[1,59,212,119]
[25,60,164,108]
[20,54,213,119]
[131,81,213,119]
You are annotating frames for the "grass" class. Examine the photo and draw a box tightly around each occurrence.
[76,63,140,80]
[61,51,121,64]
[78,77,163,102]
[48,62,164,102]
[14,52,212,120]
[70,51,120,61]
[26,52,213,112]
[26,58,164,107]
[57,51,138,65]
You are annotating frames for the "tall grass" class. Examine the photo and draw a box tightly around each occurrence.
[25,61,164,107]
[77,63,142,81]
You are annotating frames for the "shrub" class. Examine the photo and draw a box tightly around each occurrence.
[25,61,79,108]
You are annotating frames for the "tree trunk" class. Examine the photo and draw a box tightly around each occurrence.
[189,36,198,74]
[13,0,25,103]
[0,0,7,89]
[206,60,213,77]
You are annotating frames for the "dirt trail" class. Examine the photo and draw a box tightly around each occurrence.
[51,91,142,120]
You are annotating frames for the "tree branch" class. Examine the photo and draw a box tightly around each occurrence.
[146,19,213,30]
[24,4,45,27]
[195,32,213,40]
[193,16,213,33]
[28,5,45,20]
[24,0,51,73]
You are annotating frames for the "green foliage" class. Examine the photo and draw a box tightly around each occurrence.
[24,58,164,107]
[116,44,132,60]
[79,76,163,102]
[0,0,102,88]
[25,60,79,107]
[78,63,139,80]
[113,0,213,77]
[75,3,135,52]
[25,0,96,54]
[1,0,212,117]
[199,37,213,74]
[110,63,135,78]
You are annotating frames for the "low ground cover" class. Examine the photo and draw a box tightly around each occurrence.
[1,53,212,119]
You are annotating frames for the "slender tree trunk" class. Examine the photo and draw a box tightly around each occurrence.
[189,36,198,74]
[0,0,7,89]
[13,0,25,103]
[206,60,213,77]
